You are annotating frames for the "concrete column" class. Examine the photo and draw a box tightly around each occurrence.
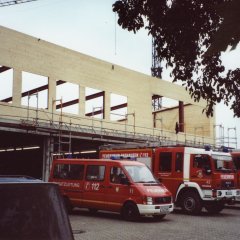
[79,85,85,117]
[42,136,54,181]
[48,77,56,112]
[179,101,184,132]
[12,68,22,106]
[104,91,110,121]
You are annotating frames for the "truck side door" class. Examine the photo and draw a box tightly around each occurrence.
[190,154,212,187]
[156,151,174,195]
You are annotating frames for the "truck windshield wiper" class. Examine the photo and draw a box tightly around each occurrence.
[135,181,157,183]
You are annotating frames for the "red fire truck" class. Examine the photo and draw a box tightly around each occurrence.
[231,150,240,192]
[100,145,240,214]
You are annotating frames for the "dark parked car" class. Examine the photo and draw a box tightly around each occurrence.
[0,175,74,240]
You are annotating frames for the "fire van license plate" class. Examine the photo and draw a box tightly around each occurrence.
[226,191,232,195]
[160,206,169,213]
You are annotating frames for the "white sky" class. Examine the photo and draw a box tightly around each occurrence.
[0,0,239,147]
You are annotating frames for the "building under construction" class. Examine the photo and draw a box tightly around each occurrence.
[0,26,222,180]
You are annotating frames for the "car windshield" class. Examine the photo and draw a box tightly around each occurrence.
[212,154,234,173]
[124,165,158,183]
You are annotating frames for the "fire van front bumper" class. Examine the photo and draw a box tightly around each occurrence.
[137,203,174,216]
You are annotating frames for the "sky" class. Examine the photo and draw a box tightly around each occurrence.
[0,0,239,148]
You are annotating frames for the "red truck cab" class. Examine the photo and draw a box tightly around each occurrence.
[154,147,240,214]
[49,159,173,221]
[231,150,240,200]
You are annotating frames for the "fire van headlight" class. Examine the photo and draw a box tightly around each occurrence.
[146,197,153,205]
[142,196,153,205]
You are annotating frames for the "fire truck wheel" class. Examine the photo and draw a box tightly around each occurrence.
[63,196,73,214]
[205,202,224,214]
[122,202,140,221]
[181,191,202,215]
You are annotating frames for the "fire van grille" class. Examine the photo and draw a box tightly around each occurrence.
[154,196,171,204]
[221,180,234,188]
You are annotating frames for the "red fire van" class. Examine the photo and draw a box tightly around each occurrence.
[49,159,173,221]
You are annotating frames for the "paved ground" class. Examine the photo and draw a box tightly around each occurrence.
[70,206,240,240]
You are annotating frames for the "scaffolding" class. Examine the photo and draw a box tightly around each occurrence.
[214,124,225,147]
[52,98,72,157]
[214,124,237,148]
[2,96,237,159]
[227,127,237,149]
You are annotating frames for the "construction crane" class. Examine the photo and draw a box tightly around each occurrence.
[151,38,162,79]
[0,0,38,7]
[151,38,163,111]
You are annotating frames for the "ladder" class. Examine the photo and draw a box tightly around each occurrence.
[52,98,72,158]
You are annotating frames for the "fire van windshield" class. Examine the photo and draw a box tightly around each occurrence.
[212,154,234,173]
[124,165,158,183]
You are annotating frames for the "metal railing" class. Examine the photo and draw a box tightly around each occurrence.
[0,102,218,149]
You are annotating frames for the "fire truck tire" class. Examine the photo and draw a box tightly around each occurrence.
[63,196,73,214]
[205,202,224,214]
[181,191,202,215]
[122,202,140,221]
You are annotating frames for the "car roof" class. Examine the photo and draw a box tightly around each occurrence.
[0,175,42,183]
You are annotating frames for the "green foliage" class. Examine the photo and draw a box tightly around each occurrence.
[113,0,240,117]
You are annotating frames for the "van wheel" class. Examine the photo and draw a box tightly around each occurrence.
[181,191,202,215]
[205,202,224,214]
[88,208,98,214]
[122,202,140,221]
[153,214,166,221]
[63,196,73,214]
